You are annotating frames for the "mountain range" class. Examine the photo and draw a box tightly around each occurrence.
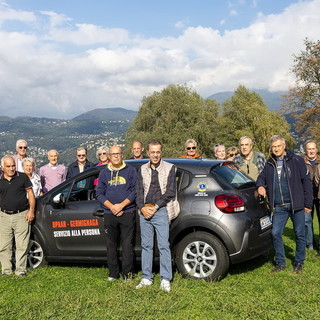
[72,107,137,121]
[207,89,285,111]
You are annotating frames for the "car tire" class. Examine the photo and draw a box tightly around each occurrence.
[27,237,48,269]
[175,232,229,281]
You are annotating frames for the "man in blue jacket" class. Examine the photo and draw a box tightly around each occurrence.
[257,135,313,274]
[96,145,137,281]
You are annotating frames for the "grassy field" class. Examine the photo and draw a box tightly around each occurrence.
[1,221,320,320]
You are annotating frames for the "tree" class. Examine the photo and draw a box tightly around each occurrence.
[282,38,320,141]
[125,84,219,157]
[217,85,294,155]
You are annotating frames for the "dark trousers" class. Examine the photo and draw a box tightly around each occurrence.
[104,212,135,278]
[311,199,320,248]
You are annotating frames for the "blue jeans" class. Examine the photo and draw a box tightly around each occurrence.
[272,205,305,267]
[305,211,313,249]
[139,207,172,281]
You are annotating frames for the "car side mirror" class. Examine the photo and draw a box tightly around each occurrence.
[52,193,66,208]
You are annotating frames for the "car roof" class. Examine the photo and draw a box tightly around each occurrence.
[124,158,228,175]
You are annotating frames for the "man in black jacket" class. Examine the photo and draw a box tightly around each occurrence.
[66,147,94,180]
[257,135,313,274]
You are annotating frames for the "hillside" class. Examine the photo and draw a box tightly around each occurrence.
[72,107,137,121]
[0,110,135,166]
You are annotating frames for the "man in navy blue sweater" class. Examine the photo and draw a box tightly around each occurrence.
[96,145,137,281]
[257,135,313,274]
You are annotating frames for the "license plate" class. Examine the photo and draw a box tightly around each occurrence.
[260,216,272,230]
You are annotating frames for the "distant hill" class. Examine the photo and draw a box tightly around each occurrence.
[207,89,286,111]
[72,107,137,121]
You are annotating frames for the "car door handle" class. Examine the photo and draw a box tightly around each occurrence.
[93,209,104,217]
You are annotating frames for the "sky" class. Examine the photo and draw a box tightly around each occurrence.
[0,0,319,119]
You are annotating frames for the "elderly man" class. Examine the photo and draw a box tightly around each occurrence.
[96,145,137,282]
[66,147,94,179]
[13,139,36,172]
[234,136,266,181]
[135,140,179,292]
[303,140,320,251]
[0,156,35,277]
[39,150,67,194]
[257,135,313,274]
[130,141,148,160]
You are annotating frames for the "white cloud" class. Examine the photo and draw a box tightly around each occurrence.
[0,0,319,118]
[0,3,36,26]
[229,10,238,16]
[175,20,186,29]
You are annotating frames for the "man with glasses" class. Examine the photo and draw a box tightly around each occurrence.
[135,140,180,292]
[303,140,320,252]
[13,139,36,172]
[66,147,94,180]
[234,136,266,181]
[257,135,313,274]
[180,139,202,159]
[96,145,137,282]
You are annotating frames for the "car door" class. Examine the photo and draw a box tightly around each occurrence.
[41,172,107,259]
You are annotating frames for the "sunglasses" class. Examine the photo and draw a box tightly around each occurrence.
[228,153,235,157]
[187,147,196,150]
[98,152,107,156]
[18,146,27,149]
[77,154,86,157]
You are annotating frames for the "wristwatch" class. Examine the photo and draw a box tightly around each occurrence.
[154,204,159,210]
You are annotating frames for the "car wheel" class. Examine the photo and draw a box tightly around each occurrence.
[175,232,229,281]
[27,238,47,269]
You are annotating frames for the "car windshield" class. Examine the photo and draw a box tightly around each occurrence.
[210,163,256,190]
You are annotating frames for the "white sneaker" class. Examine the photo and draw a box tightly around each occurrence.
[108,277,117,282]
[135,278,153,289]
[160,279,171,292]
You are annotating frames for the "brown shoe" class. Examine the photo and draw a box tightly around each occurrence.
[292,263,303,274]
[270,264,285,273]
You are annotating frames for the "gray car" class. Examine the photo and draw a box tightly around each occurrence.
[28,159,272,281]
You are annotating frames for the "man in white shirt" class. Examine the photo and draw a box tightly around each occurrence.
[13,139,36,172]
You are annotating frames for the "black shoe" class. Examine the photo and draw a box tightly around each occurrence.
[270,264,285,273]
[17,273,26,278]
[122,272,134,282]
[316,252,320,257]
[292,263,303,274]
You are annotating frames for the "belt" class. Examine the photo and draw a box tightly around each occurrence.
[0,208,27,214]
[275,203,291,207]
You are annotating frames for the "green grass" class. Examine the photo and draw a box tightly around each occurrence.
[1,221,320,320]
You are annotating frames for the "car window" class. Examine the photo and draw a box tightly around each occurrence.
[68,174,98,202]
[210,163,255,189]
[50,183,72,203]
[176,169,190,191]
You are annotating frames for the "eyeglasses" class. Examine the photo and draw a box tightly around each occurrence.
[18,146,27,150]
[98,152,107,156]
[77,154,86,157]
[228,153,235,157]
[187,147,196,150]
[109,153,122,157]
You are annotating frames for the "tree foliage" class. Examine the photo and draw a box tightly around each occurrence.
[126,84,293,157]
[282,38,320,141]
[125,84,219,157]
[215,85,294,154]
